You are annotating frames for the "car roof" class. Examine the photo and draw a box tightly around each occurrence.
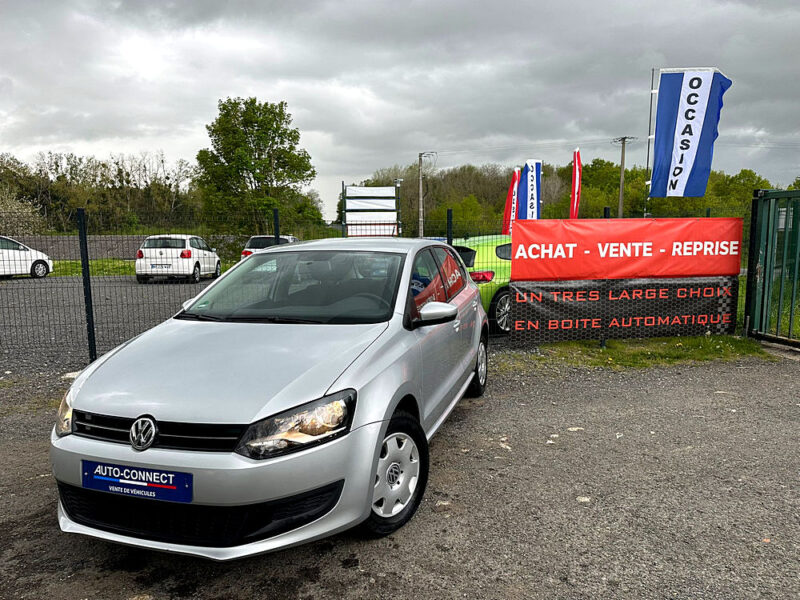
[252,237,439,255]
[452,234,511,247]
[248,234,294,239]
[143,234,197,239]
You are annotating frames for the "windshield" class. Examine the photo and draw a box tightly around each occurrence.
[143,238,185,249]
[178,250,405,324]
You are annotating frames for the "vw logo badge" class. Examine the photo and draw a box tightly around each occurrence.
[130,416,157,451]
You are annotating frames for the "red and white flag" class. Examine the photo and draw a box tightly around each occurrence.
[570,148,582,219]
[502,167,521,235]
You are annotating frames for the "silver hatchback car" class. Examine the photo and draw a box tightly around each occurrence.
[51,238,488,560]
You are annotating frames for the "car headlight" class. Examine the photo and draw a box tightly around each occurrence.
[55,389,74,437]
[235,389,356,460]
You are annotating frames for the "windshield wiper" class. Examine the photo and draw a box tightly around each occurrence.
[223,315,325,324]
[174,311,224,322]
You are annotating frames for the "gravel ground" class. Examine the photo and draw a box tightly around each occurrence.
[1,348,798,600]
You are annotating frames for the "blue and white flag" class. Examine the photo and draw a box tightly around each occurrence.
[650,68,731,197]
[516,159,542,220]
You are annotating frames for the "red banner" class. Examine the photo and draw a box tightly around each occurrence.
[569,149,581,219]
[501,167,521,235]
[511,218,743,281]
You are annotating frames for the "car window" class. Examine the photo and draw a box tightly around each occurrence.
[0,237,20,250]
[409,249,447,316]
[182,250,404,324]
[246,237,278,250]
[496,243,512,260]
[453,245,476,268]
[197,238,212,252]
[432,246,465,299]
[143,238,185,249]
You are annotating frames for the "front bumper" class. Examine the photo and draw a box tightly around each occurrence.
[50,421,383,560]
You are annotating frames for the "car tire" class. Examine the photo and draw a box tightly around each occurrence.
[465,335,488,398]
[212,262,221,279]
[359,411,429,537]
[188,263,201,284]
[30,260,49,278]
[489,288,511,334]
[136,275,149,284]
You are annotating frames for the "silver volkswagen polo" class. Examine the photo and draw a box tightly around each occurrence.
[51,238,488,560]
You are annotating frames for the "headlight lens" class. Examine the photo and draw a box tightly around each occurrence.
[55,389,74,436]
[235,389,356,459]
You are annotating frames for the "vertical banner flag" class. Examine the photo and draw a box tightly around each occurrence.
[650,68,732,197]
[570,148,582,219]
[516,159,542,221]
[502,167,521,235]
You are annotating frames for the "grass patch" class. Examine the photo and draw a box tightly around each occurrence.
[52,259,238,278]
[493,335,770,374]
[53,259,134,277]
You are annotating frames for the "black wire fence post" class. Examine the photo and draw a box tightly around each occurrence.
[77,208,97,362]
[446,209,453,246]
[273,208,280,244]
[600,206,611,349]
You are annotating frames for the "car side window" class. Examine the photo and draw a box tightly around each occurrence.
[496,243,512,260]
[190,238,199,250]
[409,249,447,316]
[198,238,212,252]
[0,237,14,250]
[432,246,465,299]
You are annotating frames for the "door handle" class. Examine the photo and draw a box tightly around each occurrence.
[453,319,461,330]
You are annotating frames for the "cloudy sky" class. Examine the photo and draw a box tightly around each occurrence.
[1,0,798,218]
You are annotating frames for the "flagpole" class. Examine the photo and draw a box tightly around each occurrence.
[644,67,655,217]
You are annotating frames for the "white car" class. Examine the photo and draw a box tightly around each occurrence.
[240,235,299,260]
[135,234,221,284]
[0,235,54,278]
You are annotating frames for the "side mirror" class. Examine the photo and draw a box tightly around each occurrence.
[211,248,217,253]
[19,245,28,251]
[415,301,457,328]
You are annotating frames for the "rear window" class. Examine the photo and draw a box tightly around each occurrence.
[142,238,185,249]
[246,237,289,249]
[496,244,512,260]
[453,246,476,267]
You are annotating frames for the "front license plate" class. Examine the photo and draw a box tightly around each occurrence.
[82,460,193,503]
[150,264,171,269]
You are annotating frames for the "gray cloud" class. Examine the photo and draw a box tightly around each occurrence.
[0,0,798,217]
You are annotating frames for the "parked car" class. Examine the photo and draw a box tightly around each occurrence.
[0,235,53,279]
[51,238,488,560]
[240,234,299,260]
[452,235,512,333]
[135,234,221,284]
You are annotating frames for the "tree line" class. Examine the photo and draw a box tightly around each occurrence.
[350,160,791,241]
[0,98,324,235]
[0,95,794,238]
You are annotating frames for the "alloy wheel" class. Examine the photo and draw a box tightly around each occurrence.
[496,293,511,332]
[477,340,487,386]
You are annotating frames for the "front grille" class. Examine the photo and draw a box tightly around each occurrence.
[72,410,247,452]
[58,480,344,548]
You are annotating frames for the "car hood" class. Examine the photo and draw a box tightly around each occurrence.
[73,318,388,424]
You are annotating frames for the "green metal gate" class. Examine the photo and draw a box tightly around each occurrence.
[745,190,800,347]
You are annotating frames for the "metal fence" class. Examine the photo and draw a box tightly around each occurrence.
[1,209,513,363]
[745,190,800,347]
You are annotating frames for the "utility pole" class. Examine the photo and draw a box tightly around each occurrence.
[612,136,636,217]
[417,151,434,237]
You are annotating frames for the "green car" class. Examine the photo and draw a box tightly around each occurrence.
[453,235,512,333]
